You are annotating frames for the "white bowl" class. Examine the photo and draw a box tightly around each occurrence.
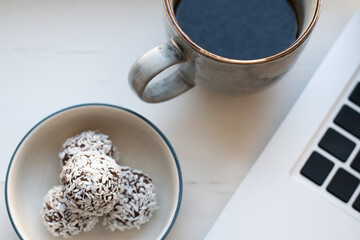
[5,104,182,240]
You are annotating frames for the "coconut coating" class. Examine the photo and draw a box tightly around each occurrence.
[103,166,157,231]
[59,130,116,166]
[40,185,98,238]
[60,151,122,216]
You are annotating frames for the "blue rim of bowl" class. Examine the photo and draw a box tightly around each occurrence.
[5,103,183,240]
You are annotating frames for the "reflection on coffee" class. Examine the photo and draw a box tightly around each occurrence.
[174,0,298,60]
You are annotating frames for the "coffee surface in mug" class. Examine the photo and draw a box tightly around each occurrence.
[174,0,299,60]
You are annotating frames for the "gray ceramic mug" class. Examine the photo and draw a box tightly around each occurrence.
[129,0,322,103]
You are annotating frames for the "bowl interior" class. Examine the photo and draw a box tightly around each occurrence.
[6,104,181,240]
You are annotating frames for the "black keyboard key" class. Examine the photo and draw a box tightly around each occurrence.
[349,82,360,106]
[326,168,360,202]
[334,105,360,139]
[353,193,360,213]
[318,128,355,162]
[351,151,360,174]
[301,152,334,185]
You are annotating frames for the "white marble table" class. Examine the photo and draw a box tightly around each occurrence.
[1,0,360,239]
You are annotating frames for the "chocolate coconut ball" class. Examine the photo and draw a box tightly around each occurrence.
[59,130,116,166]
[40,185,98,238]
[103,166,157,231]
[60,151,122,216]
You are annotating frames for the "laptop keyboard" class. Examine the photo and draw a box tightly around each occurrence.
[300,82,360,214]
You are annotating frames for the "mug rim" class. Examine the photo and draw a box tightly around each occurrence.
[164,0,322,64]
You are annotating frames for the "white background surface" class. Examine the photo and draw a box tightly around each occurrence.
[1,0,360,239]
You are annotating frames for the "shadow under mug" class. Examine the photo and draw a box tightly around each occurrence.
[129,0,322,103]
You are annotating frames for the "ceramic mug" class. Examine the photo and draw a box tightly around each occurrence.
[129,0,322,103]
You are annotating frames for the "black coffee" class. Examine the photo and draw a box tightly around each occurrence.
[174,0,298,60]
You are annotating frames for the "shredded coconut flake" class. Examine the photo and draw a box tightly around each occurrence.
[41,131,159,236]
[59,130,117,166]
[60,151,122,216]
[103,166,158,231]
[40,185,98,238]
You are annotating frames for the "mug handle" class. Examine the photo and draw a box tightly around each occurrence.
[128,40,194,103]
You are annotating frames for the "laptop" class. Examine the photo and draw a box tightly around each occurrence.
[205,10,360,240]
